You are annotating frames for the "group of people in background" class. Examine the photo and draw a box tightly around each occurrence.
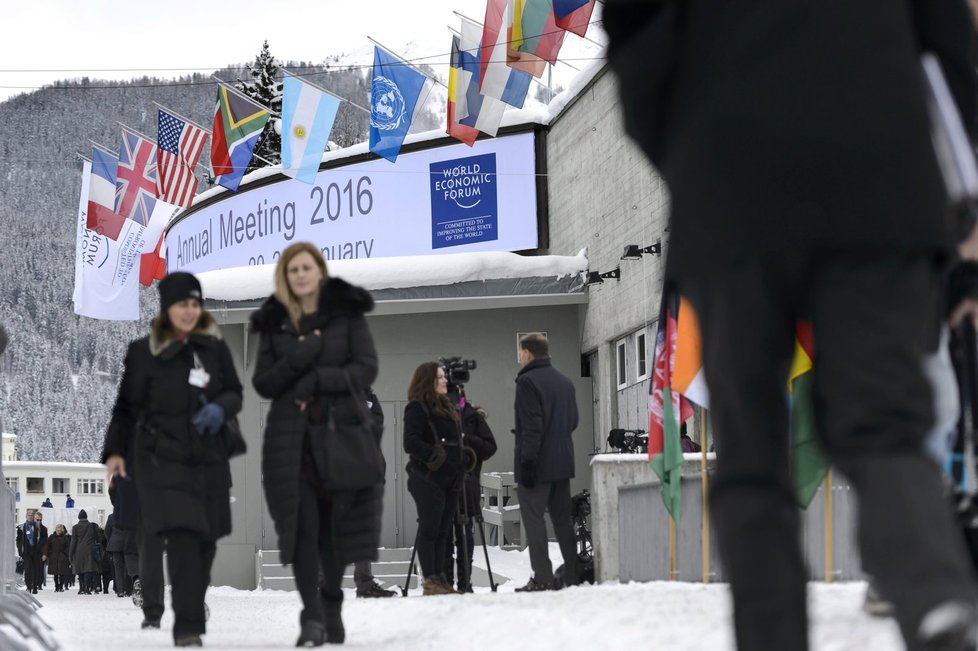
[16,507,121,597]
[94,240,581,647]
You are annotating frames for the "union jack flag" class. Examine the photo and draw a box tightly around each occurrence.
[157,108,207,208]
[115,127,158,226]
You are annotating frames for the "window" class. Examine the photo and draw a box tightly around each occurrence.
[52,478,69,494]
[616,339,628,389]
[26,477,44,494]
[636,331,649,380]
[4,477,16,492]
[78,479,104,495]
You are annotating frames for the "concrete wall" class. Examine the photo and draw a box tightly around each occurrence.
[545,68,672,447]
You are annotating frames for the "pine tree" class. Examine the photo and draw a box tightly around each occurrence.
[237,41,283,173]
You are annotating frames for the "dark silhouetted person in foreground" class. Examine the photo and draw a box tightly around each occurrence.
[604,1,978,649]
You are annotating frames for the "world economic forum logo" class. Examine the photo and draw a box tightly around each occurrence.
[429,153,498,250]
[370,76,406,131]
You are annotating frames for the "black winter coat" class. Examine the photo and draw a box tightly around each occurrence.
[514,358,578,484]
[603,0,972,281]
[69,519,99,574]
[403,400,465,490]
[16,522,47,557]
[44,532,70,576]
[101,321,243,541]
[460,404,496,515]
[251,276,382,566]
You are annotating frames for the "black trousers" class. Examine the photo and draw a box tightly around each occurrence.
[443,516,475,588]
[165,530,215,640]
[407,471,459,579]
[137,522,166,621]
[517,479,578,585]
[22,550,41,590]
[685,250,978,650]
[294,479,345,625]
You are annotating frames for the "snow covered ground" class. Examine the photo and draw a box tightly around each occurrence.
[23,544,904,650]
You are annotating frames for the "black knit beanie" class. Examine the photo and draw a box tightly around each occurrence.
[159,272,203,312]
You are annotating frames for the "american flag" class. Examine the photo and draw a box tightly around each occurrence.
[157,108,207,208]
[115,128,158,226]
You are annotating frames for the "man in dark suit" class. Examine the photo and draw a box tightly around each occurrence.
[513,333,579,592]
[605,1,978,649]
[16,511,48,594]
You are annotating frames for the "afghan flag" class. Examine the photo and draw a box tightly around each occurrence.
[211,86,271,192]
[789,321,827,508]
[554,0,595,36]
[508,0,566,78]
[649,289,693,523]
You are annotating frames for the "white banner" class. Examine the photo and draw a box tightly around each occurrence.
[166,131,539,274]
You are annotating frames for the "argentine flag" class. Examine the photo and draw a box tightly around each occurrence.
[281,75,341,184]
[369,46,434,163]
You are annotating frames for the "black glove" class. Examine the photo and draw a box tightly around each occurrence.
[293,371,318,403]
[425,446,447,472]
[287,332,322,370]
[192,402,225,436]
[520,460,538,489]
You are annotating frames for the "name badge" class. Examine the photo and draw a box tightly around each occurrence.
[189,368,210,388]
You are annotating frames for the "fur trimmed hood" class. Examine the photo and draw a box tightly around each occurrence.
[249,276,374,334]
[149,318,222,358]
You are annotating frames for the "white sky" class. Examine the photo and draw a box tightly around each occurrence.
[0,0,606,103]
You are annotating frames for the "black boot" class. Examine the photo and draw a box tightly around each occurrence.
[295,620,324,648]
[322,592,344,644]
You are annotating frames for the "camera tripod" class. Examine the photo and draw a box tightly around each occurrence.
[401,462,498,595]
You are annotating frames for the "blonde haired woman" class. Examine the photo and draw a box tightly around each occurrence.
[251,242,383,647]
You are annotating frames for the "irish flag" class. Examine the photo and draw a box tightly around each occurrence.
[670,302,826,507]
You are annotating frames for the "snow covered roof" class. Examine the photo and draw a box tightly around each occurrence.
[198,249,589,303]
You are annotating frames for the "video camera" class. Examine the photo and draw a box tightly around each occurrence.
[607,428,648,454]
[438,356,477,387]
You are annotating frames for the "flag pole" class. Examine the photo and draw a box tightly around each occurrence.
[87,140,116,156]
[366,36,449,90]
[117,122,157,146]
[699,408,710,584]
[824,469,834,583]
[152,102,212,135]
[280,70,372,114]
[668,516,677,581]
[75,152,91,162]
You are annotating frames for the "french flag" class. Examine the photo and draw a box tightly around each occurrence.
[86,148,126,240]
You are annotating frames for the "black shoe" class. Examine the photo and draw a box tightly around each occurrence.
[515,577,553,593]
[917,601,978,651]
[862,584,895,618]
[457,583,474,594]
[174,634,203,647]
[31,588,37,594]
[355,582,397,598]
[295,621,325,647]
[132,578,143,608]
[141,618,161,630]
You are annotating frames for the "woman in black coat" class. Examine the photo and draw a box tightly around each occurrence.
[251,242,382,647]
[44,524,70,592]
[102,272,242,648]
[403,362,465,596]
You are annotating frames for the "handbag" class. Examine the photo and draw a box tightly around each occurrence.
[310,370,385,491]
[221,414,247,459]
[92,541,104,562]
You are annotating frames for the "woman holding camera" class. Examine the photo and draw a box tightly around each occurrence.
[404,362,465,595]
[251,242,383,646]
[102,272,242,647]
